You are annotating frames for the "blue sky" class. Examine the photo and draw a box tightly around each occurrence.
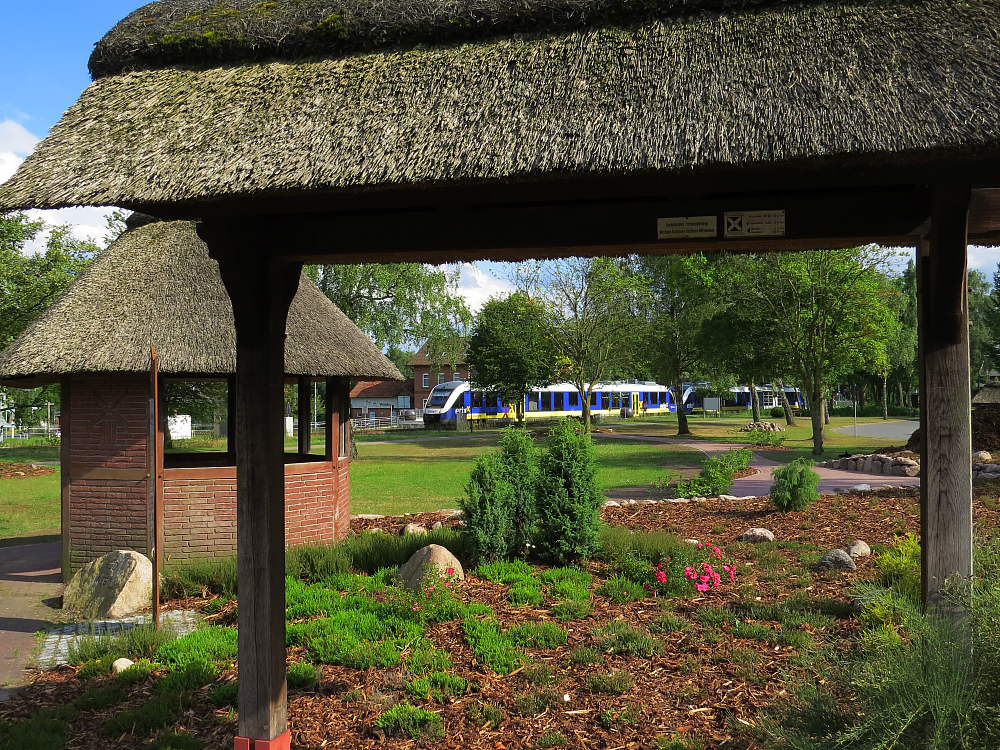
[1,2,996,285]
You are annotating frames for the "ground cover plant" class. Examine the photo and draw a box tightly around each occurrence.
[7,441,999,749]
[674,448,753,498]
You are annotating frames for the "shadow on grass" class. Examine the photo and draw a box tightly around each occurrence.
[0,533,60,550]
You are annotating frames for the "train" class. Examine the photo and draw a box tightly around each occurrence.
[422,380,804,426]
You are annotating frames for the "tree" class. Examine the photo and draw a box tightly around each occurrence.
[968,269,992,389]
[307,263,471,355]
[467,292,558,422]
[517,257,646,431]
[728,248,897,455]
[0,213,101,427]
[638,254,726,435]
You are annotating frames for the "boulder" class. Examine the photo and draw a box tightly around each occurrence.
[849,483,872,493]
[684,539,701,545]
[602,500,621,507]
[436,509,464,518]
[112,658,135,674]
[902,465,920,477]
[402,523,428,536]
[973,450,992,462]
[740,528,775,544]
[398,544,464,591]
[431,521,444,530]
[63,550,152,619]
[847,540,871,558]
[817,549,857,571]
[353,513,384,520]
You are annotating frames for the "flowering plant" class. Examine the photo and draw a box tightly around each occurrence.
[682,544,737,594]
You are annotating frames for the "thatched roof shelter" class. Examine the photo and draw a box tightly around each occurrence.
[1,0,999,227]
[0,219,403,384]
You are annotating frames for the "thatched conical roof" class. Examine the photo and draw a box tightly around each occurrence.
[0,0,998,214]
[0,220,403,384]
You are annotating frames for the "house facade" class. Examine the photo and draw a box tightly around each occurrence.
[409,341,469,408]
[349,379,413,418]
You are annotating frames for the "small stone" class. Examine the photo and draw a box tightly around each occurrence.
[431,521,443,530]
[850,483,872,493]
[602,500,621,507]
[402,523,428,536]
[63,550,152,619]
[437,509,464,518]
[847,540,871,558]
[741,528,775,544]
[112,658,135,674]
[736,495,756,501]
[818,549,857,571]
[363,527,387,535]
[718,494,736,501]
[638,499,658,504]
[973,450,992,462]
[684,539,701,545]
[397,544,464,591]
[354,514,384,520]
[665,498,690,504]
[626,499,637,505]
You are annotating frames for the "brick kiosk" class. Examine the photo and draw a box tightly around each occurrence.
[0,218,402,579]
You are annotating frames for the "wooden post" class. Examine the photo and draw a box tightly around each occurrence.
[60,376,71,579]
[210,227,302,749]
[325,377,336,461]
[297,376,311,456]
[917,185,973,611]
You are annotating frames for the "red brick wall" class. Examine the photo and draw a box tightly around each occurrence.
[161,460,349,562]
[412,365,467,408]
[65,375,151,573]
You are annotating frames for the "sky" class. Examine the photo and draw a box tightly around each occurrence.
[1,2,997,293]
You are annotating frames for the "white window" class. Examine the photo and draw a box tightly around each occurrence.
[438,372,445,384]
[422,373,429,388]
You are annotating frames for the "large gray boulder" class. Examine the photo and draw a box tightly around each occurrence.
[398,544,464,591]
[818,549,857,571]
[740,528,775,544]
[63,550,152,619]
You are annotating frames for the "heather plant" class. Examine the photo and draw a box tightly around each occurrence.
[769,458,820,511]
[376,703,444,739]
[535,420,604,565]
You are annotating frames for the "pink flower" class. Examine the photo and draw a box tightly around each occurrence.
[695,583,710,593]
[426,586,436,592]
[684,566,696,580]
[712,546,723,560]
[446,567,456,575]
[655,570,668,584]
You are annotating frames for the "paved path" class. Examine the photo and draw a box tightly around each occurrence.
[0,542,61,699]
[833,419,919,441]
[596,433,919,496]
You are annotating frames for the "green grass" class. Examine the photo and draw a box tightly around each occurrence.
[0,444,59,463]
[0,469,60,540]
[351,435,702,514]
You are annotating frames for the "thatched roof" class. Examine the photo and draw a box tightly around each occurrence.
[0,220,403,384]
[1,0,998,212]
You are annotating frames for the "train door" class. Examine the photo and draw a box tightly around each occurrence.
[631,392,640,415]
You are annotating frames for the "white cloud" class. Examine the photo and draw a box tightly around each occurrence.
[450,262,515,312]
[1,119,121,252]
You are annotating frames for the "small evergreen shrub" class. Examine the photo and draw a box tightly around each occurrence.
[567,646,602,665]
[376,703,444,739]
[769,406,787,418]
[0,716,69,750]
[875,534,921,603]
[208,681,238,707]
[523,663,556,686]
[77,656,115,680]
[287,660,321,689]
[407,645,454,674]
[466,701,505,727]
[650,613,688,633]
[535,420,604,565]
[513,688,562,716]
[156,626,237,668]
[539,567,593,589]
[746,428,785,447]
[155,657,220,694]
[462,452,517,564]
[286,543,351,582]
[407,671,469,701]
[116,658,163,685]
[769,458,821,511]
[496,427,541,554]
[588,670,634,695]
[550,599,592,621]
[508,582,546,606]
[162,557,238,598]
[536,731,568,748]
[474,559,536,584]
[508,622,568,648]
[597,574,646,603]
[102,693,184,737]
[67,624,177,665]
[292,609,424,668]
[675,449,751,498]
[73,683,126,711]
[147,732,205,750]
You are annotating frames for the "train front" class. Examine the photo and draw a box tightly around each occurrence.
[422,381,467,425]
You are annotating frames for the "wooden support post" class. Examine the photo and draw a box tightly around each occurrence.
[325,377,336,461]
[60,376,71,580]
[297,376,311,456]
[917,185,973,611]
[211,228,302,749]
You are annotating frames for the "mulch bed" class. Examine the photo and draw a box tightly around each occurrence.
[6,490,1000,750]
[0,461,55,479]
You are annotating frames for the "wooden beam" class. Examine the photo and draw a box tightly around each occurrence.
[917,185,973,611]
[325,378,336,461]
[211,225,303,746]
[60,376,71,580]
[296,376,311,456]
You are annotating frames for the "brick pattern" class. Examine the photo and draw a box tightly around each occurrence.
[412,364,467,408]
[67,375,150,572]
[162,461,349,562]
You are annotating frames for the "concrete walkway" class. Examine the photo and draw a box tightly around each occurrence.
[833,419,919,441]
[596,433,919,496]
[0,542,61,699]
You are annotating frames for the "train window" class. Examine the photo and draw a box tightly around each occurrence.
[471,391,483,408]
[541,392,553,411]
[528,392,540,411]
[569,391,580,407]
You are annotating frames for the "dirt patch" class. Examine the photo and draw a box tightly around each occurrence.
[0,462,55,479]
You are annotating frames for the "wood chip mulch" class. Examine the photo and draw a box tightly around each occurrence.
[0,461,55,479]
[6,489,1000,750]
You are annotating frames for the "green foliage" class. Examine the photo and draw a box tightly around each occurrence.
[536,732,568,748]
[208,681,238,707]
[77,656,115,680]
[67,624,177,665]
[147,732,205,750]
[745,428,786,447]
[566,645,603,665]
[508,582,545,606]
[650,613,688,634]
[0,715,69,750]
[593,621,663,658]
[475,559,536,584]
[341,527,470,574]
[463,617,524,674]
[286,543,351,583]
[376,702,444,739]
[407,645,454,674]
[103,693,184,737]
[496,427,542,552]
[535,420,604,564]
[513,688,562,716]
[117,659,163,685]
[769,406,787,418]
[523,663,556,686]
[162,557,238,598]
[875,533,922,603]
[508,622,568,649]
[73,683,127,711]
[770,458,821,511]
[462,452,517,564]
[155,657,220,694]
[597,574,646,603]
[588,670,634,695]
[676,448,751,497]
[550,599,593,621]
[407,671,469,701]
[466,702,506,727]
[287,660,321,689]
[155,626,237,668]
[290,607,424,668]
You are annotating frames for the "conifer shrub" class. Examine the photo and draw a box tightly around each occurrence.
[769,458,821,511]
[496,427,541,554]
[535,420,604,565]
[462,452,517,564]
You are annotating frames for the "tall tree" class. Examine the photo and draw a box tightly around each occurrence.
[968,269,992,389]
[307,263,472,354]
[728,248,897,455]
[517,257,646,431]
[467,292,558,422]
[638,254,725,436]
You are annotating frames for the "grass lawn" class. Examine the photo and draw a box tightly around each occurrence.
[0,444,59,463]
[0,470,61,542]
[351,435,703,515]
